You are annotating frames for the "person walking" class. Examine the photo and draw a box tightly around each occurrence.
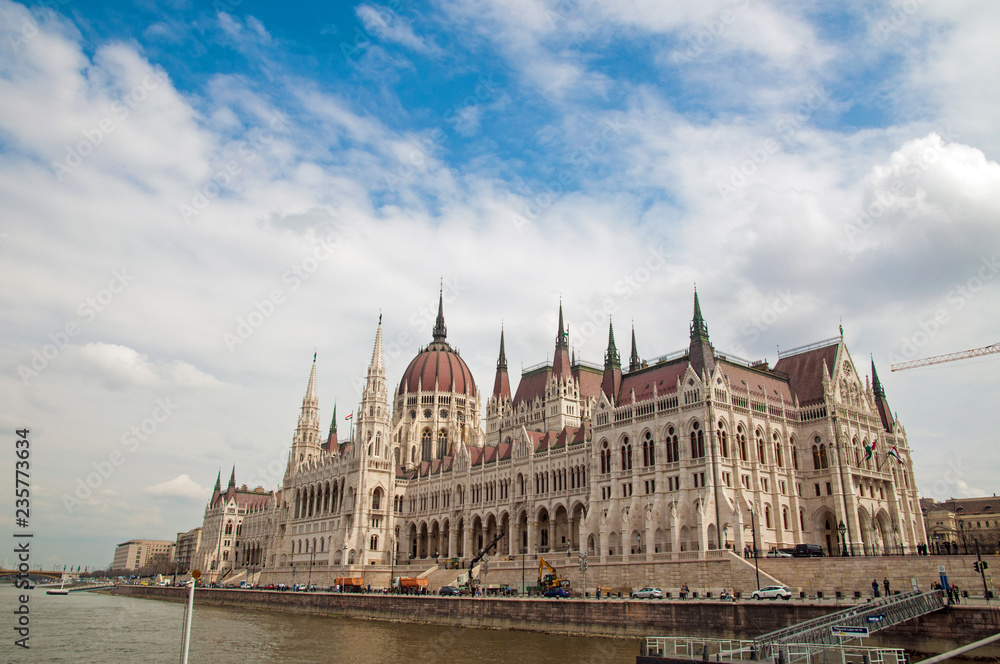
[596,584,602,600]
[872,579,880,598]
[883,578,890,596]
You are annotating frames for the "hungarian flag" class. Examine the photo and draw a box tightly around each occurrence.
[888,446,903,464]
[344,412,353,420]
[864,439,877,460]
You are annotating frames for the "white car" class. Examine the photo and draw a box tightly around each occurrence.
[751,586,792,600]
[631,587,664,599]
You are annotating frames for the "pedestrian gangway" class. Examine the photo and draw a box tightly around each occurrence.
[753,589,945,661]
[640,636,908,664]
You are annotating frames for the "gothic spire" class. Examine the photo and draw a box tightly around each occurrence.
[304,352,318,406]
[432,283,447,344]
[871,357,885,399]
[552,300,571,378]
[690,287,710,343]
[601,318,622,403]
[629,323,641,372]
[555,299,568,350]
[213,470,221,492]
[228,466,236,489]
[329,402,338,436]
[492,327,511,400]
[604,319,621,370]
[370,315,385,375]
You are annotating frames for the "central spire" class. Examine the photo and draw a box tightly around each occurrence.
[629,324,641,372]
[555,298,568,350]
[691,287,709,343]
[432,282,447,344]
[552,300,571,379]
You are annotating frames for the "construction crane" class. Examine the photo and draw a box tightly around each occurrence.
[891,343,1000,372]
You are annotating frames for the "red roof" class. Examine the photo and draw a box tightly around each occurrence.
[719,361,794,405]
[773,342,839,407]
[399,344,477,397]
[618,361,688,405]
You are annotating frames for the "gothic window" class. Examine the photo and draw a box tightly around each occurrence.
[421,428,432,462]
[812,442,822,470]
[372,487,382,511]
[600,440,611,474]
[782,507,789,530]
[370,535,378,551]
[756,431,765,464]
[738,426,748,461]
[437,429,448,458]
[642,430,654,466]
[764,504,772,529]
[717,421,728,457]
[790,438,798,470]
[620,436,632,470]
[819,442,829,469]
[225,521,233,535]
[774,437,783,468]
[665,426,679,463]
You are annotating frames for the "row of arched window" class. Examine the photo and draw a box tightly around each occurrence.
[292,479,350,519]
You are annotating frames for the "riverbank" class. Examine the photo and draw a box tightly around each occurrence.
[103,585,1000,655]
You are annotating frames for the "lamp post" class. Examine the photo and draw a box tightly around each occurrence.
[838,520,848,557]
[521,546,525,597]
[307,551,315,591]
[341,544,348,592]
[723,526,729,551]
[389,535,395,592]
[959,520,968,555]
[749,505,760,591]
[291,563,296,590]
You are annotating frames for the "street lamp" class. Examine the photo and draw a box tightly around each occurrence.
[723,526,729,551]
[959,519,968,555]
[838,520,848,557]
[308,551,315,591]
[389,535,396,592]
[291,563,296,589]
[341,544,348,591]
[749,505,760,591]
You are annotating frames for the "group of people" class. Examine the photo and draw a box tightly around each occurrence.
[931,580,962,603]
[871,578,891,597]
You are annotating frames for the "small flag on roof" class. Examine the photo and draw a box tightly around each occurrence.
[864,439,877,461]
[888,446,903,464]
[344,412,353,420]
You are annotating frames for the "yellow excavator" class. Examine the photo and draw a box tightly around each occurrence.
[537,557,570,591]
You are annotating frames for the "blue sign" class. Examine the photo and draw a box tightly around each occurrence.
[866,614,885,623]
[832,626,870,637]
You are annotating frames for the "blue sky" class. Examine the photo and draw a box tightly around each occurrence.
[1,0,999,568]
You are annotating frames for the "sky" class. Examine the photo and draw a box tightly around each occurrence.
[1,0,998,569]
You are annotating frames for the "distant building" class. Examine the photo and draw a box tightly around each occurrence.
[174,527,202,573]
[921,497,1000,554]
[111,539,176,571]
[192,475,276,581]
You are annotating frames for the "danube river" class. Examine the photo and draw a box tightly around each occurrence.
[1,585,638,663]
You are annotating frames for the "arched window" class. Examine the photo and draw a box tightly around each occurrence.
[812,443,821,470]
[600,441,611,474]
[717,421,728,457]
[738,426,748,461]
[782,507,789,530]
[437,429,448,458]
[642,431,654,466]
[370,535,378,551]
[819,443,829,469]
[756,431,766,464]
[620,436,632,470]
[799,509,805,531]
[764,504,772,529]
[225,521,233,535]
[372,487,382,511]
[421,429,432,462]
[774,436,783,468]
[790,438,798,470]
[665,426,679,463]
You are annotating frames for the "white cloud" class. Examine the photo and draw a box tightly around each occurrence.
[146,474,208,500]
[356,4,440,55]
[60,343,225,390]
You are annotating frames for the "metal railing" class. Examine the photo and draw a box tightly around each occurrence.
[757,589,945,655]
[641,637,908,664]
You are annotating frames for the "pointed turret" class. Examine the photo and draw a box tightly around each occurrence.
[290,354,323,467]
[602,319,623,403]
[688,288,716,377]
[492,328,511,400]
[552,300,571,379]
[213,470,221,493]
[325,402,339,450]
[432,286,447,344]
[872,359,895,432]
[629,324,641,372]
[228,466,236,489]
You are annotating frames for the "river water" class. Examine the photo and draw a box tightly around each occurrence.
[0,585,638,663]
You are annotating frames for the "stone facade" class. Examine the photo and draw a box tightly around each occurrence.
[198,290,927,588]
[111,538,175,571]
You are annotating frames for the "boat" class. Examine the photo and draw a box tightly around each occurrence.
[46,578,68,595]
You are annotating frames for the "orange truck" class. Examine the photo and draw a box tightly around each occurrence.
[335,577,365,591]
[392,576,429,591]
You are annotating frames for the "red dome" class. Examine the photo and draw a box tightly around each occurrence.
[398,343,477,397]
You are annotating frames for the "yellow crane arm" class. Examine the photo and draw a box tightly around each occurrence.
[890,343,1000,372]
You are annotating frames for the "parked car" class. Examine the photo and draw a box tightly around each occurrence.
[631,587,664,599]
[543,587,570,598]
[751,586,792,600]
[439,585,461,596]
[793,544,825,557]
[767,549,793,558]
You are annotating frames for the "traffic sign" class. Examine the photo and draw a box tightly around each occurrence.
[866,614,885,623]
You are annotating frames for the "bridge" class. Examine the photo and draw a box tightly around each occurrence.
[0,569,81,582]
